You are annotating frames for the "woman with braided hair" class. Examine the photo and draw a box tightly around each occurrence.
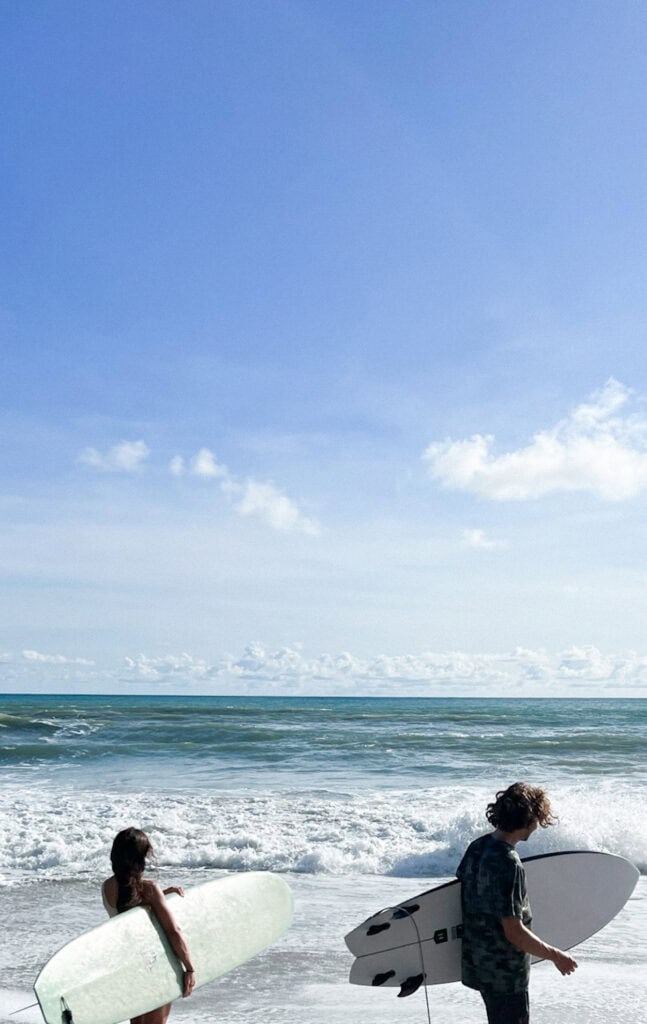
[102,827,195,1024]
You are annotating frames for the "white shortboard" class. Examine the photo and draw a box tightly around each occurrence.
[345,851,638,996]
[35,872,294,1024]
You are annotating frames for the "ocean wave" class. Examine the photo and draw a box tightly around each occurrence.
[0,780,644,886]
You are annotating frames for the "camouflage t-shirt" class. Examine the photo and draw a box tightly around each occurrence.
[456,833,532,995]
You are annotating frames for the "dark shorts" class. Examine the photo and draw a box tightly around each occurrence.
[480,989,530,1024]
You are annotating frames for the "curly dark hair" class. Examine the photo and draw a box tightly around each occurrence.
[110,827,152,912]
[486,782,556,832]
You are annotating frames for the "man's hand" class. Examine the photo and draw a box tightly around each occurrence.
[550,948,578,975]
[502,917,578,976]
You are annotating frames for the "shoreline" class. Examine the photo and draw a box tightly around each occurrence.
[1,875,643,1024]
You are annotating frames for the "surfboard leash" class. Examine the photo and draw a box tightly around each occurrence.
[60,997,73,1024]
[392,902,432,1024]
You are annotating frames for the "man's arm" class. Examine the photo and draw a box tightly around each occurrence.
[501,917,578,976]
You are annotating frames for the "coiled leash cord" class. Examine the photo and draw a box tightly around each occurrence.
[394,902,432,1024]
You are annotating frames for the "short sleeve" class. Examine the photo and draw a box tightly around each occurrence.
[495,856,524,921]
[492,858,526,920]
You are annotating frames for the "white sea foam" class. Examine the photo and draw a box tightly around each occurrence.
[0,989,43,1024]
[1,779,644,886]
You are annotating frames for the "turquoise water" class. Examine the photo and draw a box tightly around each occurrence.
[1,695,645,783]
[0,695,644,1023]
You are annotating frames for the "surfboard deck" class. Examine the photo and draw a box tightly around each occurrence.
[35,872,294,1024]
[345,851,638,993]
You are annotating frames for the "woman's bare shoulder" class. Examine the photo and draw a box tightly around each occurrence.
[141,878,164,903]
[102,876,118,909]
[102,876,117,896]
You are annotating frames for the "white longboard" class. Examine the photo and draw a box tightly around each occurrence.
[345,851,638,995]
[35,872,294,1024]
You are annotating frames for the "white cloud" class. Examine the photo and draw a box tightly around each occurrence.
[122,642,647,693]
[423,379,647,501]
[169,448,227,479]
[556,645,635,681]
[190,448,228,479]
[124,653,210,680]
[6,643,647,696]
[78,440,150,473]
[462,528,508,550]
[170,447,320,536]
[505,646,553,682]
[22,649,95,666]
[78,440,319,536]
[222,642,363,681]
[234,479,321,536]
[123,643,509,687]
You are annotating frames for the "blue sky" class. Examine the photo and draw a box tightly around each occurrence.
[3,2,647,694]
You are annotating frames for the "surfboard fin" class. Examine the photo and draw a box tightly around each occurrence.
[371,970,396,986]
[366,922,391,936]
[397,974,424,998]
[393,903,420,919]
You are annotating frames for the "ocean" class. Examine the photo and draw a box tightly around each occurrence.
[0,695,645,1024]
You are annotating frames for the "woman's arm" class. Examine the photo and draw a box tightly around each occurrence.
[143,881,196,997]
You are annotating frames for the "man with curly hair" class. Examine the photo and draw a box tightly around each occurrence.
[457,783,577,1024]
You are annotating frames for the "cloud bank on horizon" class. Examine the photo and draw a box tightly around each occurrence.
[2,642,646,697]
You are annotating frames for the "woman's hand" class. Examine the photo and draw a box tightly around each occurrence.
[183,969,195,997]
[163,886,185,897]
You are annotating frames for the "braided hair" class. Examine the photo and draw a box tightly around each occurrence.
[110,827,152,912]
